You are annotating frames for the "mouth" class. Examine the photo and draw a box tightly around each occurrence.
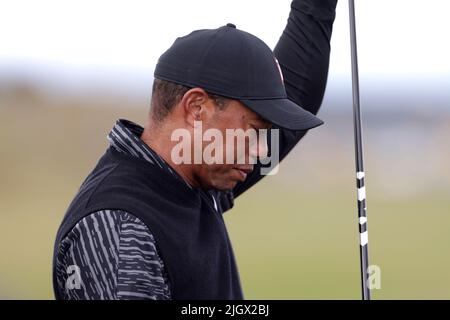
[233,166,254,181]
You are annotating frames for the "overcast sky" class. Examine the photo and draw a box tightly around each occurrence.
[1,0,449,91]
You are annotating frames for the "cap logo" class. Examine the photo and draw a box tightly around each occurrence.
[274,57,284,84]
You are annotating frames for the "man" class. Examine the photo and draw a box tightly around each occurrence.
[53,0,338,299]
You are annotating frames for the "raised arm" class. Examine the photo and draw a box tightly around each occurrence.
[230,0,338,199]
[274,0,337,115]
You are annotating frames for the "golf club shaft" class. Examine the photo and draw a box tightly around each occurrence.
[348,0,371,300]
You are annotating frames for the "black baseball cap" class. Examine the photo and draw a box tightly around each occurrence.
[154,23,323,131]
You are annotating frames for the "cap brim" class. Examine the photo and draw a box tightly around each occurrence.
[239,97,323,131]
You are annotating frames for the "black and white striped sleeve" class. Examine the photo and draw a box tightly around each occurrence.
[55,210,172,300]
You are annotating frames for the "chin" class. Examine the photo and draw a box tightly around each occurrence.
[208,179,238,192]
[214,184,236,192]
[199,170,241,191]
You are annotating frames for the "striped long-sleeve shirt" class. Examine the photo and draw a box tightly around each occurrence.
[56,210,171,299]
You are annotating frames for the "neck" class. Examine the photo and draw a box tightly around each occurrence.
[141,119,199,188]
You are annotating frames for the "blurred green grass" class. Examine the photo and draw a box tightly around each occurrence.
[1,94,449,299]
[228,184,450,299]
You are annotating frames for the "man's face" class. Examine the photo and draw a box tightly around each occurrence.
[192,98,271,191]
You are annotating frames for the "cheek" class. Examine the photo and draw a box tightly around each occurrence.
[204,112,249,164]
[209,110,246,134]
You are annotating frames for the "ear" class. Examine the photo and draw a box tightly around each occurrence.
[180,88,214,128]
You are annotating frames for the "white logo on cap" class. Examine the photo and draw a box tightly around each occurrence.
[274,57,284,84]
